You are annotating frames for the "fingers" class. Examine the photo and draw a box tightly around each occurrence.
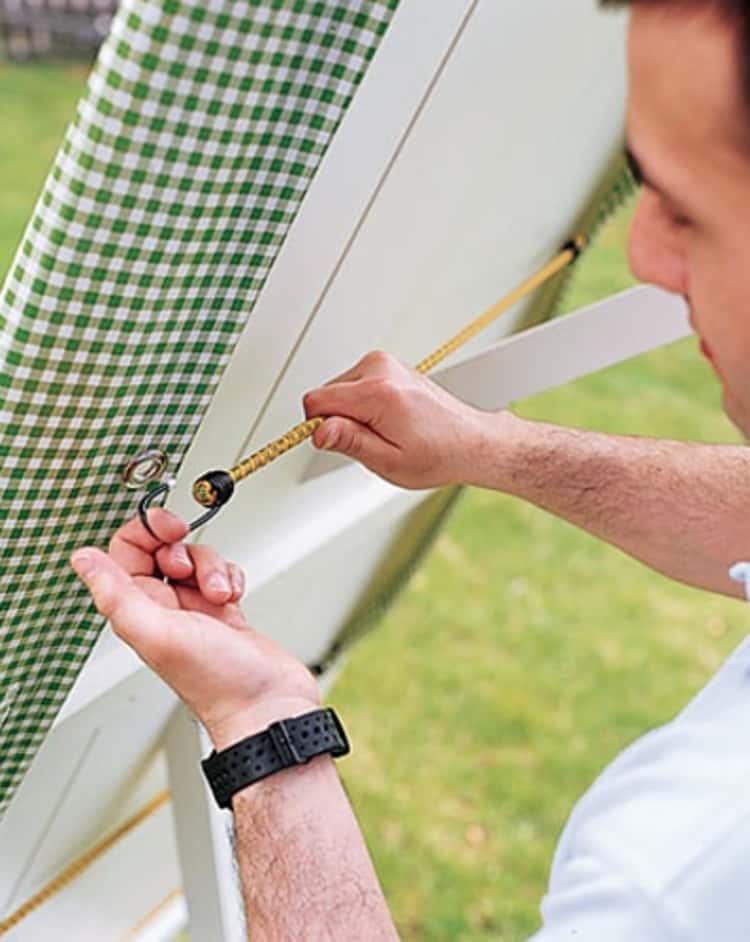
[181,544,245,606]
[304,376,396,427]
[155,540,195,582]
[312,415,396,470]
[72,548,246,654]
[109,509,189,577]
[171,583,248,629]
[319,350,396,388]
[109,510,244,605]
[303,350,409,419]
[320,362,363,387]
[71,548,169,659]
[228,562,246,600]
[133,574,181,611]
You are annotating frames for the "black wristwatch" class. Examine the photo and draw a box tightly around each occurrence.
[201,707,350,810]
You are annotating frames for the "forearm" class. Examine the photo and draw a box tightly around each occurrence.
[465,413,750,598]
[231,757,398,941]
[74,513,394,938]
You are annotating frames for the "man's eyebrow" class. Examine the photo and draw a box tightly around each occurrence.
[625,144,685,210]
[625,147,645,186]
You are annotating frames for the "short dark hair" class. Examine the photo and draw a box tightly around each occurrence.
[602,0,750,120]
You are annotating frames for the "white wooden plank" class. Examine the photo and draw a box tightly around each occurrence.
[164,705,246,942]
[435,286,690,409]
[170,0,476,523]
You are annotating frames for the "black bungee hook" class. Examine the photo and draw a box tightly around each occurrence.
[137,477,230,541]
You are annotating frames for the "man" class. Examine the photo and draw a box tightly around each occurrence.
[72,1,750,938]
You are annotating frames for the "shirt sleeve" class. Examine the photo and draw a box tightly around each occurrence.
[528,640,750,942]
[529,852,679,942]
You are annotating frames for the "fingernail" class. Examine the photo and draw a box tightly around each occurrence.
[162,509,185,527]
[230,565,245,597]
[320,428,337,450]
[208,572,230,595]
[173,544,191,567]
[71,550,97,580]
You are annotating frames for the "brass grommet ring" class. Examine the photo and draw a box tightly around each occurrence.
[122,450,169,490]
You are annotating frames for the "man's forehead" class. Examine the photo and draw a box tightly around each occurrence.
[626,4,748,184]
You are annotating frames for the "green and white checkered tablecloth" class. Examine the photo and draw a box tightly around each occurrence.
[0,0,398,818]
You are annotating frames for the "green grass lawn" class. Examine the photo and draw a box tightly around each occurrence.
[328,220,748,939]
[0,62,90,274]
[3,62,749,942]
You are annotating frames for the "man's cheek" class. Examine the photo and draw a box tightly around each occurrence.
[721,386,750,438]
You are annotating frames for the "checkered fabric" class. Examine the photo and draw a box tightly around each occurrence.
[0,0,398,818]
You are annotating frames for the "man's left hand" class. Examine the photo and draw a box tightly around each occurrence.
[71,509,320,749]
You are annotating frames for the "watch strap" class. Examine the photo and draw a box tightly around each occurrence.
[201,707,350,809]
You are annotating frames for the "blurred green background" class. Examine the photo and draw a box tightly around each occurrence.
[2,60,748,942]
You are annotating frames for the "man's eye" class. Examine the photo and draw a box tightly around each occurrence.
[671,209,692,229]
[625,150,643,186]
[660,196,692,229]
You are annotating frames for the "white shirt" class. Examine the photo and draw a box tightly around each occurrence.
[532,603,750,940]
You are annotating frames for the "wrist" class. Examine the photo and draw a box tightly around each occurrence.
[202,703,347,812]
[459,409,530,489]
[204,694,322,752]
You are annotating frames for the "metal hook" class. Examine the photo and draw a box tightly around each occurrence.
[137,479,228,541]
[137,482,172,541]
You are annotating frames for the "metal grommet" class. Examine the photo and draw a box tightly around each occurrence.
[122,450,170,490]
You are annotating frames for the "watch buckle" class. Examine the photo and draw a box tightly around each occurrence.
[329,709,351,757]
[268,719,305,765]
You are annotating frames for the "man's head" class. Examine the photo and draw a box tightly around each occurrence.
[605,1,750,112]
[607,1,750,434]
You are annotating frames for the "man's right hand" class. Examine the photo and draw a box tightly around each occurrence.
[303,350,512,489]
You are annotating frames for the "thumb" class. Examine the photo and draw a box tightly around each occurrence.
[71,548,165,655]
[314,417,395,471]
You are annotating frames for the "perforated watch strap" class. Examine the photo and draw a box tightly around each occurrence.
[201,708,350,809]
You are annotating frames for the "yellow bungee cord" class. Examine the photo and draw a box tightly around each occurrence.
[0,792,170,936]
[138,234,587,536]
[11,236,581,923]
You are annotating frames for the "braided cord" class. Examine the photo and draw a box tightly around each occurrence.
[224,238,585,488]
[229,417,325,485]
[119,888,183,941]
[414,238,585,374]
[0,792,170,935]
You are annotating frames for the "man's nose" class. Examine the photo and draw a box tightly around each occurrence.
[627,190,688,296]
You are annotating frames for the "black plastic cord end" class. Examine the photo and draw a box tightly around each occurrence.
[192,470,235,508]
[561,234,587,260]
